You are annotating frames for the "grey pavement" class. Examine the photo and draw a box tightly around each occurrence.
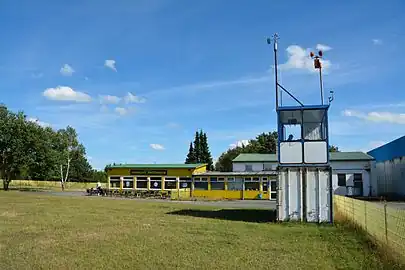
[33,190,277,209]
[385,202,405,210]
[373,201,405,211]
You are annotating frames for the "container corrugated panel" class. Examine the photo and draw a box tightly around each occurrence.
[277,167,332,223]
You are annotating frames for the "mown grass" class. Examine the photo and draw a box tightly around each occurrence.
[0,179,105,191]
[0,192,398,270]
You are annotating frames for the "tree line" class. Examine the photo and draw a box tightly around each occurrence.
[0,104,106,190]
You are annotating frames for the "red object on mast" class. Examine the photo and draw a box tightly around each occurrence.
[314,58,322,69]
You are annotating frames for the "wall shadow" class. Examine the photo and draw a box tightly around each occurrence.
[167,209,277,223]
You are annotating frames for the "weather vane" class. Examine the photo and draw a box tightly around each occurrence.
[310,50,325,105]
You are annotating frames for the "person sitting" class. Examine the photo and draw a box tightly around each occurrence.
[96,182,102,195]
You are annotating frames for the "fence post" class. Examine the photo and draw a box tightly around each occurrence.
[364,201,367,231]
[384,203,388,244]
[352,197,355,220]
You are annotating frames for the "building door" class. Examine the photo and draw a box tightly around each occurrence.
[353,173,363,196]
[270,179,277,200]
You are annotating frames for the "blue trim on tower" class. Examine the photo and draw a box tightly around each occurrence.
[277,104,330,111]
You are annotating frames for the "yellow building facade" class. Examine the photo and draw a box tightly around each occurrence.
[105,163,277,200]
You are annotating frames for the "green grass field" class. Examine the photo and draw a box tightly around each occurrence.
[0,192,398,270]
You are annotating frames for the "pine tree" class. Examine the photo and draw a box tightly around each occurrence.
[200,131,214,170]
[193,131,201,163]
[185,142,196,164]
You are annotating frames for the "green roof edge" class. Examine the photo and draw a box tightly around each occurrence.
[232,152,375,162]
[106,163,207,169]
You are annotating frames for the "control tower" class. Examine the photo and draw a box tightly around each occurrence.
[267,34,334,223]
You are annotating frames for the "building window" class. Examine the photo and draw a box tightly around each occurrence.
[164,181,177,189]
[211,182,225,190]
[338,174,346,187]
[227,177,235,182]
[271,193,277,199]
[180,177,191,189]
[283,123,302,141]
[245,165,253,172]
[263,164,274,171]
[150,177,162,189]
[353,173,363,189]
[110,176,120,188]
[245,182,260,191]
[210,177,217,182]
[228,181,243,190]
[123,177,134,188]
[136,177,148,189]
[270,181,277,192]
[354,173,362,181]
[252,177,260,181]
[194,182,208,190]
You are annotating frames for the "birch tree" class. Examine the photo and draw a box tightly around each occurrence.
[56,126,79,191]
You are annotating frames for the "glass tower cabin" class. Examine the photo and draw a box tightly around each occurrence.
[277,104,330,167]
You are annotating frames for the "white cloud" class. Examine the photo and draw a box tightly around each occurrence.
[43,86,92,102]
[104,60,117,72]
[60,64,75,76]
[279,45,332,72]
[372,39,382,45]
[150,143,165,150]
[27,117,51,128]
[343,109,405,124]
[316,44,332,51]
[229,139,250,149]
[99,95,121,104]
[124,92,146,103]
[115,107,128,115]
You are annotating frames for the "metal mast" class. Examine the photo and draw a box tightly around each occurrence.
[267,33,279,110]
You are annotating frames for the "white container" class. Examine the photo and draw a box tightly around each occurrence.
[277,167,333,223]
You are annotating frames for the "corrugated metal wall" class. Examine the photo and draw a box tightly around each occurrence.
[277,167,332,223]
[373,157,405,198]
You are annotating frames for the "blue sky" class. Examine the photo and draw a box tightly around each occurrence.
[1,0,404,169]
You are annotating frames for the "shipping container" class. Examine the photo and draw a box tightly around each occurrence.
[277,167,333,223]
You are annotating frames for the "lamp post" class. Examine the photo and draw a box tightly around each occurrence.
[310,50,324,105]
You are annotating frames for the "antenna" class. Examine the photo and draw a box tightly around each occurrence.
[328,90,334,104]
[267,33,279,110]
[267,33,304,107]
